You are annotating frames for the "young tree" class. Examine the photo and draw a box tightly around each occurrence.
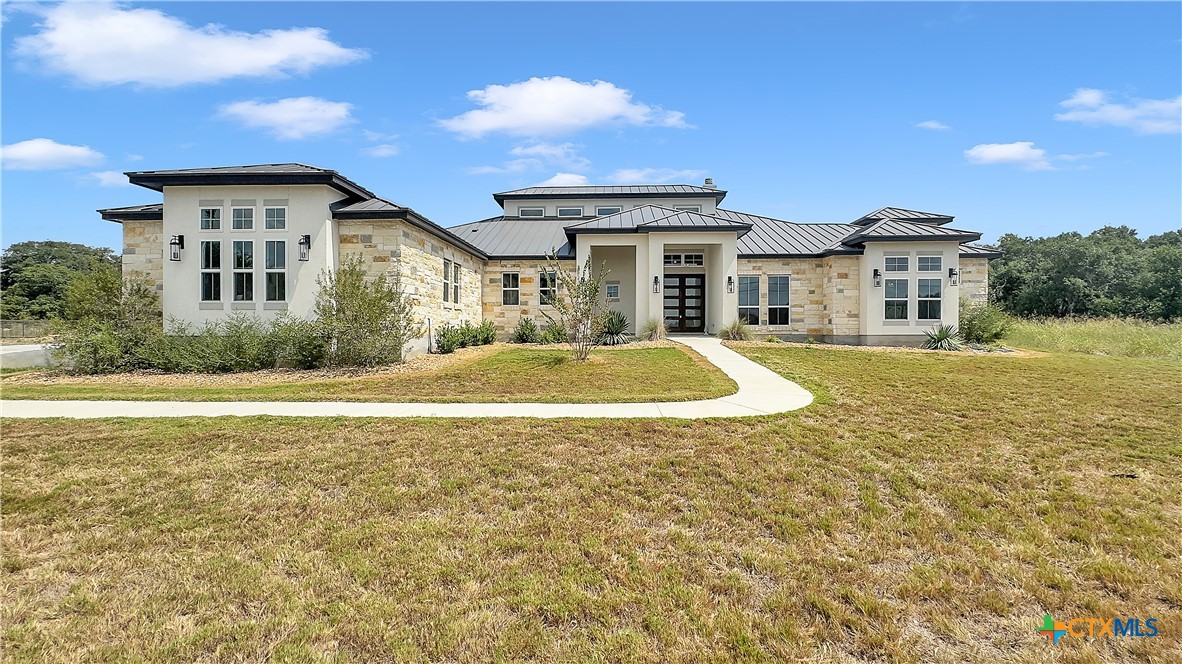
[314,255,423,366]
[541,254,609,361]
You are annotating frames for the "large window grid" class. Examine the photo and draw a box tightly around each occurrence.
[738,275,760,325]
[768,275,790,325]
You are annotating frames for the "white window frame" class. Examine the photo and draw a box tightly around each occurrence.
[518,207,544,217]
[885,278,908,320]
[264,240,286,302]
[917,256,942,272]
[264,206,287,231]
[452,261,461,304]
[557,206,583,217]
[200,240,221,301]
[884,256,909,272]
[232,240,254,302]
[596,206,622,216]
[917,278,942,320]
[605,281,620,301]
[738,275,760,325]
[767,275,790,325]
[663,254,683,266]
[443,259,452,303]
[231,206,254,231]
[674,205,702,213]
[539,270,557,305]
[200,207,222,231]
[502,272,520,305]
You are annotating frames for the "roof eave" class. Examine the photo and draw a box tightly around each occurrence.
[127,171,375,199]
[98,208,163,223]
[494,190,728,205]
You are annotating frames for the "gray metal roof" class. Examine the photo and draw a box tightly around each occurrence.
[449,217,574,258]
[713,209,860,256]
[126,163,374,199]
[494,184,726,205]
[97,202,164,222]
[128,163,330,176]
[959,243,1004,258]
[564,205,751,234]
[331,197,406,213]
[853,206,954,226]
[843,219,981,245]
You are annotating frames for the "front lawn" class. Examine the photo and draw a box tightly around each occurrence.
[0,345,736,404]
[2,346,1178,661]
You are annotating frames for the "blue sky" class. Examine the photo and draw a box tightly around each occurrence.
[2,1,1179,252]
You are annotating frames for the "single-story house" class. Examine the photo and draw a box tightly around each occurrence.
[99,163,1000,355]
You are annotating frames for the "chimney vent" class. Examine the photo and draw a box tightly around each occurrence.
[703,177,716,189]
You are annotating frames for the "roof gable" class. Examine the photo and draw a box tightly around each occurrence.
[853,206,954,226]
[126,163,375,200]
[563,205,751,235]
[842,219,981,245]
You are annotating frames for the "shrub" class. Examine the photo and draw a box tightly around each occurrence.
[599,310,630,346]
[434,323,464,354]
[51,265,162,374]
[509,318,541,344]
[540,322,567,344]
[137,313,327,373]
[541,253,608,361]
[474,319,497,345]
[314,255,422,367]
[265,314,327,369]
[922,324,965,351]
[763,335,782,343]
[959,299,1014,344]
[718,319,753,341]
[638,317,667,342]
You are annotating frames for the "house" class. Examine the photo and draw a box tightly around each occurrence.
[99,163,1000,355]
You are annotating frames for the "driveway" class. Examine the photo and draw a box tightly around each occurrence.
[0,344,54,369]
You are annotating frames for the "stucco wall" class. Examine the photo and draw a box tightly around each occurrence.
[503,195,719,219]
[960,257,990,303]
[482,259,576,337]
[858,241,962,338]
[122,220,164,293]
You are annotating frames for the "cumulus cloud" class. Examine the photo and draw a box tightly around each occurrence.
[538,173,589,186]
[606,168,707,184]
[1,138,105,170]
[87,170,131,186]
[439,77,688,139]
[217,97,354,140]
[964,142,1052,171]
[13,3,366,87]
[915,120,950,131]
[361,144,399,158]
[469,141,591,175]
[1054,88,1181,135]
[1055,151,1109,162]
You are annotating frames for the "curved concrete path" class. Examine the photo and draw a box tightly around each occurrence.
[0,337,813,420]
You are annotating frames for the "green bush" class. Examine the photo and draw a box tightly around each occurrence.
[638,317,667,342]
[509,318,541,344]
[434,323,464,354]
[474,319,497,345]
[717,319,753,341]
[540,322,567,345]
[763,335,782,343]
[922,324,965,351]
[51,265,162,374]
[315,255,422,367]
[599,310,630,346]
[959,300,1014,344]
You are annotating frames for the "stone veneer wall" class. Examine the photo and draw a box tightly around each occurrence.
[738,257,860,340]
[822,256,861,338]
[483,259,576,337]
[960,257,990,303]
[338,220,482,355]
[121,220,164,292]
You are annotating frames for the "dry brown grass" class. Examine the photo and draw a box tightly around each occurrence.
[2,346,1179,662]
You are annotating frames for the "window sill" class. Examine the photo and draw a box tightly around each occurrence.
[263,302,288,310]
[231,302,256,310]
[199,302,224,310]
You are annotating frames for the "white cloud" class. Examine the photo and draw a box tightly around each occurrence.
[1,138,105,170]
[439,76,688,139]
[606,168,707,184]
[1056,151,1109,162]
[468,141,591,175]
[87,170,131,186]
[538,173,589,186]
[1054,88,1181,135]
[13,3,366,88]
[217,97,354,140]
[361,144,399,158]
[361,129,398,142]
[915,120,950,131]
[125,153,144,162]
[964,142,1052,171]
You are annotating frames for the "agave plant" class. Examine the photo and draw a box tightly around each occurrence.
[599,310,631,346]
[922,324,965,351]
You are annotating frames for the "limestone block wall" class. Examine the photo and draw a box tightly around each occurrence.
[737,258,827,336]
[823,256,861,337]
[121,220,164,292]
[483,259,576,337]
[960,257,990,303]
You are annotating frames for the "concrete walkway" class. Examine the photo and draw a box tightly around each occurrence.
[0,343,53,369]
[0,337,813,420]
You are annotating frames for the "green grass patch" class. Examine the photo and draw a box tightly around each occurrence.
[1005,317,1182,359]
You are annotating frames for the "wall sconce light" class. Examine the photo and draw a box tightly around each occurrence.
[872,268,882,288]
[169,234,184,261]
[726,275,735,294]
[652,275,661,293]
[948,267,960,286]
[298,234,311,261]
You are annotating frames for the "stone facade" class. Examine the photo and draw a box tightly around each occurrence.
[960,257,989,303]
[737,257,860,340]
[482,259,576,337]
[122,220,164,291]
[823,256,861,337]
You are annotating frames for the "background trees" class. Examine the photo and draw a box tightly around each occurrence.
[1,241,119,319]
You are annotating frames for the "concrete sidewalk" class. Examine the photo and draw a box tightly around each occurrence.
[0,337,813,420]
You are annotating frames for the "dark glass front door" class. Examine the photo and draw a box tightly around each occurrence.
[663,274,705,332]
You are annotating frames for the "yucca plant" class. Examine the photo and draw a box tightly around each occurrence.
[922,324,965,351]
[718,319,753,341]
[599,310,630,346]
[638,317,667,341]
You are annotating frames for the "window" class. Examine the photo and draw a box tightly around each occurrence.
[918,256,942,272]
[663,254,682,266]
[674,205,702,213]
[768,275,790,325]
[606,282,620,300]
[918,278,941,320]
[885,256,909,272]
[539,271,557,305]
[683,253,704,266]
[443,259,452,303]
[232,207,255,230]
[264,207,286,230]
[885,279,908,320]
[502,272,520,305]
[200,208,222,230]
[557,207,583,217]
[596,206,622,215]
[200,241,221,301]
[519,207,544,217]
[232,240,254,301]
[452,261,461,304]
[738,275,760,325]
[265,240,285,301]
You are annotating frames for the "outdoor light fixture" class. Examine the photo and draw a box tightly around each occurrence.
[652,275,661,293]
[948,267,960,286]
[169,234,184,261]
[872,268,882,288]
[298,234,311,261]
[727,275,735,294]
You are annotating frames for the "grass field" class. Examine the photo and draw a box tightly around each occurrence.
[0,346,736,404]
[1004,317,1181,359]
[3,345,1179,662]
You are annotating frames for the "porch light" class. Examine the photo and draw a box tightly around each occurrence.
[948,267,960,286]
[652,275,661,293]
[872,268,882,288]
[726,275,735,294]
[298,234,311,261]
[169,234,184,261]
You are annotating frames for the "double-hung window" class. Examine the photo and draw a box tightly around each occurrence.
[768,275,790,325]
[264,207,286,230]
[885,279,908,320]
[443,259,453,303]
[232,240,254,301]
[200,208,222,230]
[539,270,557,305]
[452,261,461,304]
[265,240,285,301]
[200,241,221,301]
[502,272,520,305]
[232,207,254,230]
[917,256,942,272]
[917,278,942,320]
[885,256,908,272]
[738,275,760,325]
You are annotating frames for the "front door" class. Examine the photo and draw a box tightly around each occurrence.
[663,274,706,332]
